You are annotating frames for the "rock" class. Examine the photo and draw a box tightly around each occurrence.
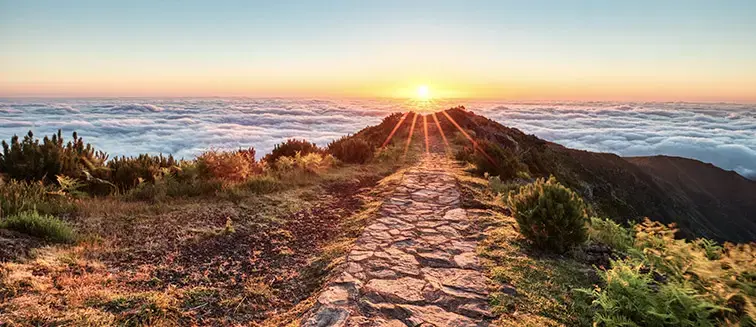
[363,277,428,303]
[453,252,480,269]
[318,285,350,306]
[398,304,479,327]
[422,268,489,295]
[303,307,349,327]
[499,284,517,296]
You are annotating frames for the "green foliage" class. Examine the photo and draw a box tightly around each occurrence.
[581,258,723,327]
[488,175,523,198]
[508,176,588,253]
[0,130,108,183]
[696,238,723,260]
[263,139,320,165]
[327,136,374,164]
[0,211,76,243]
[588,216,634,252]
[107,153,177,190]
[580,219,756,326]
[0,179,76,217]
[274,152,335,174]
[456,139,527,180]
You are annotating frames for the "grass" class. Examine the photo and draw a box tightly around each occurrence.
[1,211,77,243]
[455,169,595,326]
[0,144,418,326]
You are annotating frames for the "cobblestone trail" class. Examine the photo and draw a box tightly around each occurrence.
[303,155,492,327]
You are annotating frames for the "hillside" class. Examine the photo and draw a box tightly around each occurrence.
[442,107,756,242]
[626,155,756,241]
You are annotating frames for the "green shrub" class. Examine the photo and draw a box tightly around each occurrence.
[581,258,723,327]
[508,176,588,253]
[0,211,76,243]
[0,179,76,217]
[263,139,320,165]
[588,216,634,252]
[0,130,108,183]
[456,139,527,180]
[488,175,523,198]
[327,136,373,164]
[107,154,177,190]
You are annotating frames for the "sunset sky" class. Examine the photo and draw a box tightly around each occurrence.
[1,0,755,101]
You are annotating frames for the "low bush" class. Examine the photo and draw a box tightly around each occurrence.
[107,154,177,190]
[0,211,76,243]
[456,139,527,180]
[0,179,76,217]
[508,176,588,253]
[327,136,373,164]
[488,175,524,198]
[263,139,320,165]
[587,216,634,252]
[196,148,261,183]
[274,152,334,174]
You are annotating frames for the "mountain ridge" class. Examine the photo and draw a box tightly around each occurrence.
[442,107,756,243]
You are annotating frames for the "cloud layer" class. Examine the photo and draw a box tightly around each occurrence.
[1,99,754,179]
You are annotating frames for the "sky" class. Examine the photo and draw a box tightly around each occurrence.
[1,0,755,101]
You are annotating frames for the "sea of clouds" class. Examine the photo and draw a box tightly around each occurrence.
[1,98,754,179]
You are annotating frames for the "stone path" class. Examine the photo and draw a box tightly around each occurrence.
[303,155,492,327]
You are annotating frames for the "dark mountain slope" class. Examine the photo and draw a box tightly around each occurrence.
[626,155,756,242]
[442,107,756,242]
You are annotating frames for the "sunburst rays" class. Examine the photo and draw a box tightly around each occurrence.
[375,106,494,166]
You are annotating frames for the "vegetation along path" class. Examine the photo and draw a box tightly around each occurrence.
[303,154,493,326]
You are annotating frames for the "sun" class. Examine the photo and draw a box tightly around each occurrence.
[416,85,430,100]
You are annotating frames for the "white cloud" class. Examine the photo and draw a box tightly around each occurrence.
[470,102,756,179]
[0,99,753,179]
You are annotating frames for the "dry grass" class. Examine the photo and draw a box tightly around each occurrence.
[0,150,414,326]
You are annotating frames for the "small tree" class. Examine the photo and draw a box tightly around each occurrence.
[508,176,588,253]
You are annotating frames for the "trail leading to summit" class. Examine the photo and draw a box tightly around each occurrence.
[303,154,493,326]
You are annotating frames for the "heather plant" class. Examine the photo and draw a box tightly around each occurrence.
[0,130,108,183]
[263,139,321,165]
[274,152,334,174]
[0,211,77,243]
[327,136,373,164]
[508,176,588,253]
[196,148,261,183]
